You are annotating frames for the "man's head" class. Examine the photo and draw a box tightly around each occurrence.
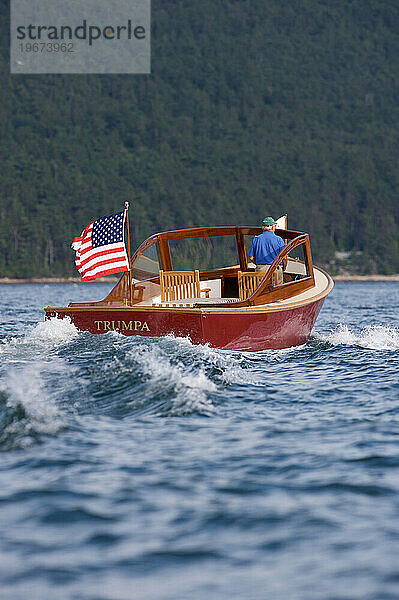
[262,216,277,231]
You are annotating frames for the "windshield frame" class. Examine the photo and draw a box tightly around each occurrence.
[129,225,310,283]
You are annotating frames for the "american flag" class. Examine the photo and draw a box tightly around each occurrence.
[71,210,129,281]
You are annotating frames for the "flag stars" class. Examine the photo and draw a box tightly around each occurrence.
[92,211,125,249]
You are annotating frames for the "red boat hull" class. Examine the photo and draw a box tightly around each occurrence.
[46,297,325,351]
[201,299,324,351]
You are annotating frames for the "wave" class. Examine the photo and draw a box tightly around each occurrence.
[0,317,304,429]
[0,318,80,449]
[87,333,261,417]
[0,318,261,428]
[27,316,80,344]
[132,343,218,416]
[316,324,399,351]
[0,363,66,449]
[160,335,260,386]
[0,317,79,361]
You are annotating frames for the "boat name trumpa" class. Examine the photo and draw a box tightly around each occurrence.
[94,320,150,332]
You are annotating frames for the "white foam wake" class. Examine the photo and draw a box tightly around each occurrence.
[0,317,79,361]
[0,318,77,446]
[28,316,79,344]
[1,364,65,445]
[318,324,399,351]
[160,334,260,385]
[131,344,217,416]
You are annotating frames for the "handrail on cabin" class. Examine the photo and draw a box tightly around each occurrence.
[194,233,314,308]
[236,233,314,306]
[254,234,310,290]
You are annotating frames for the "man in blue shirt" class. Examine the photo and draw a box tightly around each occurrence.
[249,216,286,284]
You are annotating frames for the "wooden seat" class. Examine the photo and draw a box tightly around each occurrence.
[159,270,211,302]
[237,271,266,300]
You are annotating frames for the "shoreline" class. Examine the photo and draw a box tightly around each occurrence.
[0,275,399,284]
[333,275,399,281]
[0,277,120,284]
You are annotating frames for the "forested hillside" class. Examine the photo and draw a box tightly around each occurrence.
[1,0,398,277]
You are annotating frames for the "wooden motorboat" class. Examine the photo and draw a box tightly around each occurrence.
[45,222,333,351]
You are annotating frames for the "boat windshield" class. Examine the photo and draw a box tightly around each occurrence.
[168,235,239,271]
[131,242,160,281]
[285,241,310,279]
[243,234,255,264]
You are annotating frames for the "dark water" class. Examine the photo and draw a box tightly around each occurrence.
[0,282,398,600]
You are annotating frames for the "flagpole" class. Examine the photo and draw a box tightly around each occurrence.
[125,202,133,307]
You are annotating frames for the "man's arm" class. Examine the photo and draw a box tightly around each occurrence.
[248,238,256,264]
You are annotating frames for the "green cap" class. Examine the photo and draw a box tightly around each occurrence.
[262,216,277,226]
